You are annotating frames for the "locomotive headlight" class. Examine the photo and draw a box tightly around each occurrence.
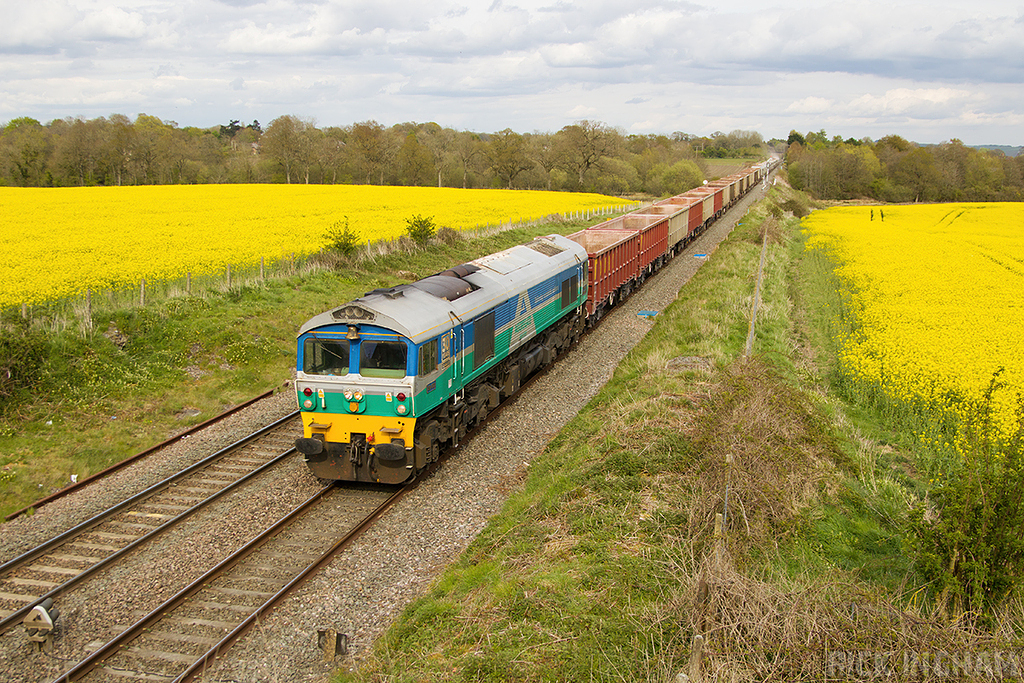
[303,399,314,410]
[344,389,354,400]
[353,390,363,401]
[397,404,407,415]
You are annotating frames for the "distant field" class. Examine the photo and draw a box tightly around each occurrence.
[803,203,1024,440]
[0,185,632,309]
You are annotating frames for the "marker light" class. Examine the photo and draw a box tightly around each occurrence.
[397,393,406,402]
[303,388,313,397]
[303,399,314,409]
[397,404,407,415]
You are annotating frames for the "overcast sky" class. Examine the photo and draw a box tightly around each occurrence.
[2,0,1022,145]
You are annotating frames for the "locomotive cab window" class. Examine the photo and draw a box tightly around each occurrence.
[561,274,579,308]
[303,338,350,375]
[360,340,408,378]
[419,339,439,376]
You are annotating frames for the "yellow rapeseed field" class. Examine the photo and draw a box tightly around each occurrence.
[0,184,632,309]
[803,203,1024,441]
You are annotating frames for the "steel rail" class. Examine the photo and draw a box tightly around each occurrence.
[5,389,276,521]
[0,411,300,635]
[178,483,411,682]
[48,483,408,683]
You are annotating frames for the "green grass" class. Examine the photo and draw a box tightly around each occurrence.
[337,185,1024,682]
[332,190,864,681]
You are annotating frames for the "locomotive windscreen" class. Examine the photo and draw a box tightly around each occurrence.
[360,340,408,378]
[303,338,350,375]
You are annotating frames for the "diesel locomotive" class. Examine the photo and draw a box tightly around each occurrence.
[294,160,776,483]
[294,234,588,484]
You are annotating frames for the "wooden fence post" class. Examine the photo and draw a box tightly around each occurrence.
[689,634,704,683]
[84,288,93,333]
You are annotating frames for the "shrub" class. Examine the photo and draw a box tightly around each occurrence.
[405,214,436,246]
[325,216,361,256]
[435,227,462,245]
[0,323,49,413]
[781,197,809,218]
[908,372,1024,618]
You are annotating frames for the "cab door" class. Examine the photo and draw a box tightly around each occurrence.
[440,326,462,394]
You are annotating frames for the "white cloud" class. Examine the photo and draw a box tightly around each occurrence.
[849,88,977,119]
[786,96,834,114]
[567,104,599,117]
[0,0,1021,144]
[78,6,150,41]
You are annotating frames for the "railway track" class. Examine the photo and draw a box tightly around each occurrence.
[4,391,278,522]
[2,363,535,677]
[0,411,303,636]
[50,483,403,683]
[1,398,412,683]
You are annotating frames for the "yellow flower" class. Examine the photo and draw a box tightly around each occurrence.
[0,185,631,308]
[803,203,1024,442]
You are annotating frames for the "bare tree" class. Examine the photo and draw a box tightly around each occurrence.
[418,124,456,187]
[351,120,398,185]
[487,128,533,189]
[262,115,315,183]
[51,117,102,186]
[555,120,618,187]
[452,131,485,188]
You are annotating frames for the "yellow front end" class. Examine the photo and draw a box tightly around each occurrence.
[298,412,418,483]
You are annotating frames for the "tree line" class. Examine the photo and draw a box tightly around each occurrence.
[0,114,765,195]
[785,131,1024,202]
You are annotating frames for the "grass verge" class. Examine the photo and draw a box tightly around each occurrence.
[337,185,1023,682]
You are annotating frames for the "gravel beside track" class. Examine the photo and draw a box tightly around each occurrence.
[0,182,769,682]
[0,391,308,683]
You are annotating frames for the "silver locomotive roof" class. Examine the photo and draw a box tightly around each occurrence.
[298,234,587,344]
